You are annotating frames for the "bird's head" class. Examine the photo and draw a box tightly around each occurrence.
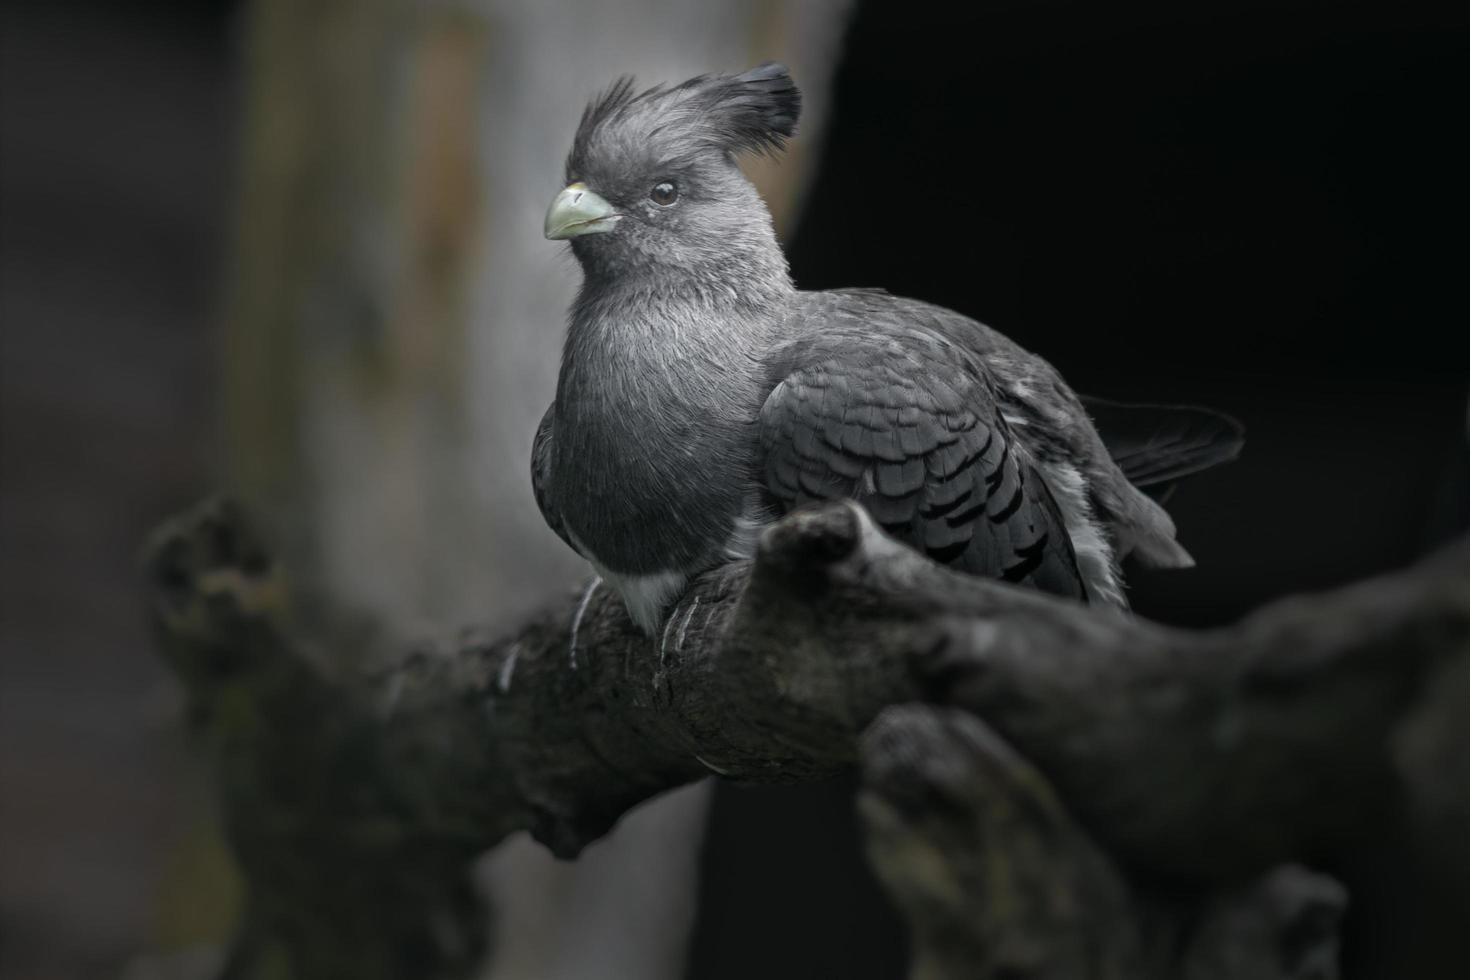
[545,63,800,290]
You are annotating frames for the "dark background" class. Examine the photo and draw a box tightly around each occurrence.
[695,2,1468,979]
[3,0,1467,977]
[3,0,231,974]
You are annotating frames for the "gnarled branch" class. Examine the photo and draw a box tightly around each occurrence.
[145,497,1470,977]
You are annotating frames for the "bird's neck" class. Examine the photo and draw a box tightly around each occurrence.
[561,265,789,404]
[577,243,793,318]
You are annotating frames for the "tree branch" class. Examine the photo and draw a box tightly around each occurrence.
[145,497,1469,977]
[860,705,1349,979]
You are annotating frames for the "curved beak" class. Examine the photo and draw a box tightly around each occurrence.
[544,182,619,240]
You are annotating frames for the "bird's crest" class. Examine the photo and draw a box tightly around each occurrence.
[696,62,801,157]
[568,63,801,177]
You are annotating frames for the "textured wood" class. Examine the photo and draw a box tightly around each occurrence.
[145,497,1469,977]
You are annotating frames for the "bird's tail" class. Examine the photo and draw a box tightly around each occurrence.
[1082,397,1245,496]
[1083,397,1244,570]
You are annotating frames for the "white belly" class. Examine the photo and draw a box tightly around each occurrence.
[571,500,772,634]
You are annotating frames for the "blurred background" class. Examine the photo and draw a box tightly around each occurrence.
[1,1,1466,978]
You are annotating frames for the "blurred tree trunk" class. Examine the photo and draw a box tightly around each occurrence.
[218,1,849,977]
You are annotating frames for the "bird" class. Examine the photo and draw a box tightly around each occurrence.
[533,62,1242,633]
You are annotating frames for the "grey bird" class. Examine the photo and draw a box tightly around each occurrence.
[534,63,1242,632]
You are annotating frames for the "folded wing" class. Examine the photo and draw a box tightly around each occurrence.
[760,325,1086,600]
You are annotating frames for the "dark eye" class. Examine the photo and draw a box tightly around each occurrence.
[649,181,678,206]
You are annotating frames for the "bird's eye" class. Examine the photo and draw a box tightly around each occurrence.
[649,181,678,206]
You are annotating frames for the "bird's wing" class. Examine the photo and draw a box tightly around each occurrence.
[759,318,1086,600]
[531,405,579,556]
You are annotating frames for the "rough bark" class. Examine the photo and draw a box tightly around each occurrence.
[145,497,1470,978]
[860,706,1348,979]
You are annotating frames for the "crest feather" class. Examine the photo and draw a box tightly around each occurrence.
[702,62,801,157]
[567,63,802,177]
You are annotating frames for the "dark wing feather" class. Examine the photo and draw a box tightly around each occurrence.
[760,324,1085,600]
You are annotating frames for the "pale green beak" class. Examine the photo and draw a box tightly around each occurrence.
[544,182,620,240]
